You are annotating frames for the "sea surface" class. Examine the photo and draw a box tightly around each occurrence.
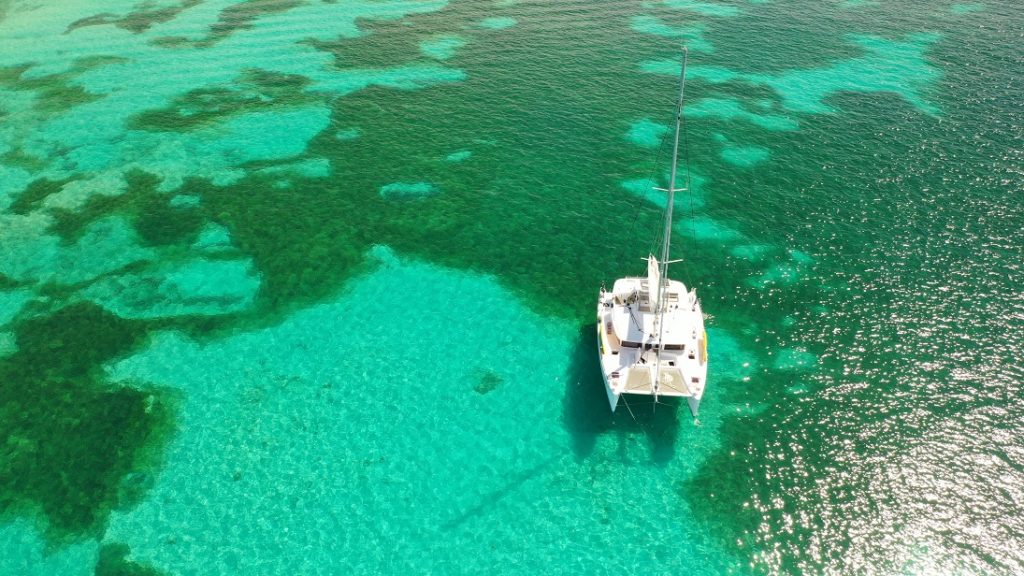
[0,0,1021,574]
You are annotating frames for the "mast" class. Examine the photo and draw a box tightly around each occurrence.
[651,47,688,402]
[657,47,688,311]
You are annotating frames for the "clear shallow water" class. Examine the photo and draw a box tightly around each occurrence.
[0,0,1021,574]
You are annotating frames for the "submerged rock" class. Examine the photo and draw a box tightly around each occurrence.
[474,371,503,395]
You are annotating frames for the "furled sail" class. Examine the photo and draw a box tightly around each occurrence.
[647,255,661,310]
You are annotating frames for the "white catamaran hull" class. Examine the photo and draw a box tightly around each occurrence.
[596,277,707,417]
[596,322,621,412]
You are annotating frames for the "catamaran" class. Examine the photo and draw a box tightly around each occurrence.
[596,48,708,417]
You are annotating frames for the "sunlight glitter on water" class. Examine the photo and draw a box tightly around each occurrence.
[1,0,1022,574]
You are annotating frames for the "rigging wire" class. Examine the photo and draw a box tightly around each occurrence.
[627,123,671,260]
[678,50,698,283]
[649,47,698,283]
[627,46,698,274]
[680,47,698,279]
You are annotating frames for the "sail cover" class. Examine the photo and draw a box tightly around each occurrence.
[647,255,661,310]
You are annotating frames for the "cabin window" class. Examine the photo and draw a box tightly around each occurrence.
[622,341,641,348]
[663,344,684,351]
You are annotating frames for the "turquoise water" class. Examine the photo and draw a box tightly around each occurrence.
[1,0,1022,574]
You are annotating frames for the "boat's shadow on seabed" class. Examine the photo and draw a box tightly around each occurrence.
[561,324,682,465]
